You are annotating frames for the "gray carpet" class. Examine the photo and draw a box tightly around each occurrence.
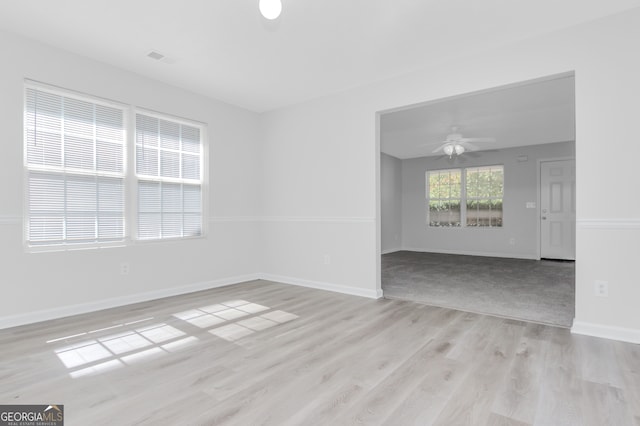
[382,251,575,327]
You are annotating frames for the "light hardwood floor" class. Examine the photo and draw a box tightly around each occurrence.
[1,280,638,425]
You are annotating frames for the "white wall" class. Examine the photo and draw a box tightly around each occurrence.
[257,101,379,298]
[380,153,402,254]
[3,7,640,342]
[400,142,574,259]
[0,30,262,326]
[259,8,640,341]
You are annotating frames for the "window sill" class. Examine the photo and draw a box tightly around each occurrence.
[26,235,207,253]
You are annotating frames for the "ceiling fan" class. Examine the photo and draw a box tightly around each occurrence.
[431,126,495,157]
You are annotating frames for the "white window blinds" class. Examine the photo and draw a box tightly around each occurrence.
[25,87,126,247]
[135,113,202,240]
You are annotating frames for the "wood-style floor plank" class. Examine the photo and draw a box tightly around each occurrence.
[432,319,526,426]
[491,322,550,424]
[0,280,638,426]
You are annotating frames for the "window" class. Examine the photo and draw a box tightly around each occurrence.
[24,83,206,250]
[427,169,462,227]
[25,86,126,248]
[135,113,203,240]
[465,165,503,227]
[427,165,503,228]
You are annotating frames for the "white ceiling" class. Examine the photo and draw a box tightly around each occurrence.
[0,1,639,112]
[380,74,575,159]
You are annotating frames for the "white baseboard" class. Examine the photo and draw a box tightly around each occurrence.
[401,247,538,260]
[260,273,383,299]
[0,272,384,330]
[571,320,640,344]
[0,273,261,330]
[381,248,402,255]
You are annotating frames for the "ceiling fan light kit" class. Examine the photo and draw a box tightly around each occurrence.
[442,143,465,157]
[431,126,494,158]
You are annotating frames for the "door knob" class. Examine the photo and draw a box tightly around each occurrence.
[542,216,547,220]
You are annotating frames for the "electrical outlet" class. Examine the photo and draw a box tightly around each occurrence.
[594,280,608,297]
[509,238,516,245]
[120,263,130,275]
[323,254,331,265]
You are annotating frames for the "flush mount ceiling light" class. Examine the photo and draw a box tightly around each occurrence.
[259,0,282,20]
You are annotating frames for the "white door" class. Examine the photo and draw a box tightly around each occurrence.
[540,159,575,260]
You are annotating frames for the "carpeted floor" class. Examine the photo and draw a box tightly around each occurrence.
[382,251,575,327]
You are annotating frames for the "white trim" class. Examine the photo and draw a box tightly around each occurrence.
[377,72,575,116]
[25,79,128,110]
[577,219,640,230]
[261,273,383,299]
[401,247,538,260]
[210,216,375,223]
[134,106,207,128]
[209,216,262,223]
[375,111,382,297]
[0,216,21,225]
[0,274,261,330]
[381,248,402,255]
[572,320,640,344]
[0,273,385,329]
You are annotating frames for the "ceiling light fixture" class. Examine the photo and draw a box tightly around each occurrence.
[442,143,465,158]
[259,0,282,20]
[431,126,495,157]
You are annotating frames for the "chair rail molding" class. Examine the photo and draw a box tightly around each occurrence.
[577,219,640,229]
[0,215,21,225]
[210,216,375,223]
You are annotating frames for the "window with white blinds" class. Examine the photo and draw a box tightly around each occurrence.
[135,113,203,240]
[25,86,126,248]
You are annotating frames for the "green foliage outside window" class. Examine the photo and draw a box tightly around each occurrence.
[427,165,503,228]
[428,169,462,227]
[465,166,503,227]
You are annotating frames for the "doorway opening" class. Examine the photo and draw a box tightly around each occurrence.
[378,72,576,327]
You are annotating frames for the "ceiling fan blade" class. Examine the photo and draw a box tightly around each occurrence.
[431,143,449,153]
[461,142,480,151]
[460,137,495,143]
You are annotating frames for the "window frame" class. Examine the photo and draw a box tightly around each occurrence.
[132,108,207,243]
[23,81,130,252]
[425,168,463,227]
[22,81,208,252]
[465,165,504,228]
[426,164,504,229]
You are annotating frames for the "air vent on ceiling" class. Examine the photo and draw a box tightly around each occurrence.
[146,50,176,64]
[147,50,165,61]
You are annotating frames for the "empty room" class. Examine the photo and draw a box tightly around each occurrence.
[380,74,577,328]
[1,1,639,425]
